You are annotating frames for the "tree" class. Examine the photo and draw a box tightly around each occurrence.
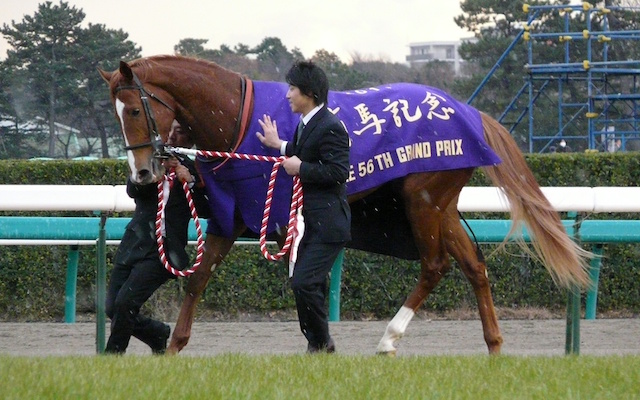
[251,37,297,80]
[0,62,41,158]
[453,0,531,107]
[233,43,251,56]
[455,0,640,152]
[350,54,414,88]
[174,38,209,57]
[413,60,457,93]
[453,0,567,150]
[311,49,367,90]
[1,1,140,159]
[74,23,140,157]
[173,38,261,77]
[1,1,85,157]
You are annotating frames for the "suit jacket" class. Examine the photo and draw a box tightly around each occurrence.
[285,106,351,243]
[113,156,211,269]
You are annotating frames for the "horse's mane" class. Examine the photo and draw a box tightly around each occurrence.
[126,55,241,82]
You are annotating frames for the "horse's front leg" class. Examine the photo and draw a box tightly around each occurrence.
[167,232,239,354]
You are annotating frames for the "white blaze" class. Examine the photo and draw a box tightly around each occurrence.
[115,99,137,180]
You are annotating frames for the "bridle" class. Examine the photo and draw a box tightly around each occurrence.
[114,71,175,158]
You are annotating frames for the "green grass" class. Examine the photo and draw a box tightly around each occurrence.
[1,354,638,399]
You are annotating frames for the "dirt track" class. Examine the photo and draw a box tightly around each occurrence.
[1,318,639,357]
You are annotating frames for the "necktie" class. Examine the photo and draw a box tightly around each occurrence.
[296,121,304,145]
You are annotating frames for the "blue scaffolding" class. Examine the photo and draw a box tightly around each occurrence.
[469,2,640,153]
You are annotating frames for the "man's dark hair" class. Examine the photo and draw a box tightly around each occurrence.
[285,60,329,106]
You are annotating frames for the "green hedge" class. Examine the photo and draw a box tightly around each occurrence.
[1,153,639,321]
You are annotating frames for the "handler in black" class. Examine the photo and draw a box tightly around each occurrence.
[105,120,210,354]
[257,61,351,353]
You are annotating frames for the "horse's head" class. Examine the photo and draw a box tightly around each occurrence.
[99,60,176,184]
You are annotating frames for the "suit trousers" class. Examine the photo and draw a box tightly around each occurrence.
[290,240,346,348]
[105,257,173,353]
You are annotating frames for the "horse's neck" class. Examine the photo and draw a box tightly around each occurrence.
[160,62,242,151]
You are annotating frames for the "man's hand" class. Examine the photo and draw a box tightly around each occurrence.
[163,157,194,183]
[163,156,180,169]
[174,164,194,183]
[282,156,301,176]
[256,114,283,149]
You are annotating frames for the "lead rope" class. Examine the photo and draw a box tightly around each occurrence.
[156,169,205,277]
[157,149,303,276]
[261,158,303,260]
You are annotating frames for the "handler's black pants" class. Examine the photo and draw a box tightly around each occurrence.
[290,241,345,349]
[105,258,172,353]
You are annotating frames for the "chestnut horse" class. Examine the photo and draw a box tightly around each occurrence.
[99,55,590,356]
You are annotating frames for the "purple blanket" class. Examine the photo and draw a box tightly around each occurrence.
[198,81,501,238]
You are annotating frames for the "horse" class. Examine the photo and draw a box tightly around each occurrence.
[99,55,591,356]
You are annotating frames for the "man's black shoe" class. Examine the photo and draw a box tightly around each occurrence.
[150,324,171,355]
[307,337,335,354]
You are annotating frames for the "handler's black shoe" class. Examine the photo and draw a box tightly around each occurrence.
[307,337,335,354]
[150,323,171,355]
[103,347,125,355]
[326,338,336,353]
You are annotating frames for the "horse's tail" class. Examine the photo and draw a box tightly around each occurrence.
[479,112,591,289]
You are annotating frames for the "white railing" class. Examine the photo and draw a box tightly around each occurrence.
[2,185,640,212]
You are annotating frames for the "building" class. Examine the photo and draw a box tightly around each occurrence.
[406,39,475,75]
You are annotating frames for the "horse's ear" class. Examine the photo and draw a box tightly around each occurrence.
[119,61,134,81]
[98,68,112,84]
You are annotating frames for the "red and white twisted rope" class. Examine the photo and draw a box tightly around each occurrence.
[259,158,303,260]
[192,149,303,262]
[157,148,303,277]
[156,169,205,277]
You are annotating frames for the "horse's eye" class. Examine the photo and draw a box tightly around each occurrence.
[132,109,140,116]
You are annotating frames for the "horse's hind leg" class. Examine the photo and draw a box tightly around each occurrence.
[377,171,470,355]
[167,232,239,354]
[442,203,503,354]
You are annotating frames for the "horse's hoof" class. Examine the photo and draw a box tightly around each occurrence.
[166,341,182,355]
[376,350,397,357]
[165,347,178,356]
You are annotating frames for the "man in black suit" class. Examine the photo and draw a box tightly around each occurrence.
[257,61,351,353]
[105,120,210,354]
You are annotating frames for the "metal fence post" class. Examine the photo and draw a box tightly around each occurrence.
[328,248,345,322]
[585,244,604,319]
[64,245,79,323]
[96,213,107,354]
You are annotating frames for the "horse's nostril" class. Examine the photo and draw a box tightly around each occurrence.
[138,169,151,180]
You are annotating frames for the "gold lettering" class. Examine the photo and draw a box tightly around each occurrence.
[454,139,463,155]
[396,147,407,163]
[348,165,356,182]
[414,142,423,159]
[424,142,432,157]
[381,152,394,168]
[405,145,413,161]
[435,139,464,156]
[397,143,433,162]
